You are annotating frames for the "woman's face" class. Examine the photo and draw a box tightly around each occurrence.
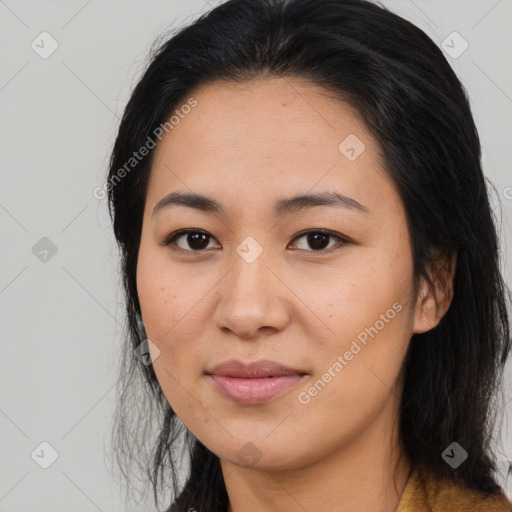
[136,78,436,471]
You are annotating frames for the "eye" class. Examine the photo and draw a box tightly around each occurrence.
[162,229,220,254]
[289,229,348,253]
[162,228,349,254]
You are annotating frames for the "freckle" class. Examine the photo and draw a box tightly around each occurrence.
[329,314,333,318]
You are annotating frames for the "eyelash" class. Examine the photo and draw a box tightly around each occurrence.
[161,228,350,255]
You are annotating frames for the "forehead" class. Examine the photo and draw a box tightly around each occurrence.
[157,77,375,154]
[147,77,397,218]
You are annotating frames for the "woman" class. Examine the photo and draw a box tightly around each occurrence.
[107,0,512,510]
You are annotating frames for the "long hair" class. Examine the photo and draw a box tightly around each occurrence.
[106,0,512,510]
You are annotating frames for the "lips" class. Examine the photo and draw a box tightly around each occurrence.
[206,359,306,378]
[206,359,307,404]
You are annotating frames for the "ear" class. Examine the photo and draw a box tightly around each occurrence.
[412,249,457,334]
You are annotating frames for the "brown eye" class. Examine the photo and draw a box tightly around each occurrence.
[289,230,348,252]
[163,228,348,255]
[164,230,220,253]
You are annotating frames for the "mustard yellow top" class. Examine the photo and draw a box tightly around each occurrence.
[396,466,512,511]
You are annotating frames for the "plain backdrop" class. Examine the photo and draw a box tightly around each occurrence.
[1,0,511,510]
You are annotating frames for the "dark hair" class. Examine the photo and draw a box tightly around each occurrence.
[107,0,512,510]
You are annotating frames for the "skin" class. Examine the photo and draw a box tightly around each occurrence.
[136,77,456,512]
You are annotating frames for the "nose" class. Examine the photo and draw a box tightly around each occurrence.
[213,249,291,340]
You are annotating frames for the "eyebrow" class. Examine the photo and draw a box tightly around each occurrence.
[152,190,369,218]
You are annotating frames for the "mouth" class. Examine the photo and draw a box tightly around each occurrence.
[205,359,308,404]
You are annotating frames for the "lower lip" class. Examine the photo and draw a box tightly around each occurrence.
[209,374,305,404]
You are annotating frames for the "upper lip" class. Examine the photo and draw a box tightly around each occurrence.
[206,359,306,378]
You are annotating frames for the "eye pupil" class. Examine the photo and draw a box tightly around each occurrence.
[188,232,209,250]
[308,233,329,250]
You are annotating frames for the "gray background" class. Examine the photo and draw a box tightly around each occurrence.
[1,0,511,510]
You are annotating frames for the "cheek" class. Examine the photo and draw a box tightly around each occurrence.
[295,277,411,441]
[303,253,409,342]
[137,245,206,339]
[136,252,209,423]
[299,252,413,400]
[135,246,216,398]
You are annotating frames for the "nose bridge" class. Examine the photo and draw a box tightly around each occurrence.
[214,239,290,336]
[227,242,273,303]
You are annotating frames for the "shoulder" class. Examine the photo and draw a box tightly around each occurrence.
[396,465,512,512]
